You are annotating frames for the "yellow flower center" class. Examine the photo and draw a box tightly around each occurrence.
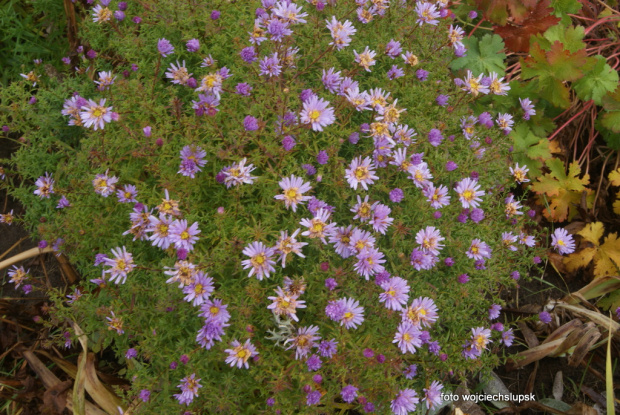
[462,190,474,201]
[308,110,321,122]
[180,231,190,240]
[354,167,368,180]
[253,253,266,265]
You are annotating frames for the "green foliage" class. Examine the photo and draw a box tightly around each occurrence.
[449,34,506,76]
[573,56,619,105]
[510,124,552,179]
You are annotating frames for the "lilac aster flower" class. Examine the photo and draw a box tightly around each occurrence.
[466,238,492,261]
[338,297,365,329]
[103,246,135,284]
[415,226,445,256]
[282,135,296,150]
[379,276,410,311]
[300,96,335,132]
[259,52,282,77]
[423,381,443,410]
[306,354,322,371]
[403,297,439,328]
[182,271,215,306]
[385,39,402,58]
[302,163,316,176]
[157,38,174,57]
[125,348,137,359]
[428,129,443,146]
[235,82,252,96]
[116,185,138,203]
[243,115,259,131]
[325,278,337,290]
[389,188,404,203]
[224,339,258,369]
[436,94,449,106]
[241,242,276,280]
[391,389,419,415]
[354,248,385,279]
[317,150,329,165]
[211,10,220,19]
[445,161,458,171]
[317,339,338,358]
[455,177,485,208]
[363,348,374,358]
[489,304,502,320]
[349,132,360,144]
[240,46,258,63]
[80,98,114,131]
[416,69,429,81]
[539,311,552,324]
[386,65,405,80]
[322,68,342,93]
[341,385,358,403]
[345,156,378,190]
[403,364,417,379]
[551,228,576,255]
[169,219,200,252]
[178,145,207,178]
[394,321,423,354]
[287,325,321,360]
[520,97,536,120]
[501,328,515,346]
[306,390,321,405]
[470,208,485,223]
[34,172,55,199]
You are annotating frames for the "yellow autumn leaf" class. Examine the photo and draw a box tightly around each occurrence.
[599,232,620,269]
[577,222,604,245]
[614,196,620,215]
[608,168,620,186]
[593,250,618,278]
[564,247,597,272]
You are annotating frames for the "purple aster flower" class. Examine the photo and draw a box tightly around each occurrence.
[240,46,257,63]
[132,16,142,24]
[56,195,71,209]
[235,82,252,96]
[259,52,282,77]
[423,381,443,410]
[282,135,296,150]
[306,354,322,371]
[224,339,258,369]
[125,348,137,359]
[393,321,423,354]
[186,39,200,52]
[243,115,259,131]
[428,129,443,146]
[61,56,71,65]
[379,276,410,311]
[116,185,138,203]
[317,150,329,165]
[317,339,338,358]
[325,278,337,290]
[302,164,316,176]
[354,248,385,279]
[114,10,125,21]
[169,219,200,252]
[306,390,321,405]
[392,389,419,415]
[436,94,449,106]
[385,39,402,58]
[341,385,358,403]
[416,69,429,81]
[364,402,375,412]
[445,161,458,171]
[103,247,135,284]
[520,97,536,120]
[470,208,485,223]
[348,132,360,144]
[387,65,405,80]
[501,328,515,347]
[267,18,292,41]
[389,188,404,203]
[322,68,343,93]
[403,364,417,379]
[267,397,275,407]
[173,373,202,406]
[118,1,127,10]
[363,348,374,358]
[551,228,576,255]
[211,10,220,19]
[139,389,150,402]
[489,304,502,320]
[539,311,552,324]
[478,112,493,128]
[469,10,478,18]
[376,354,386,363]
[241,241,276,280]
[86,49,97,59]
[300,96,335,132]
[157,38,174,57]
[313,374,322,384]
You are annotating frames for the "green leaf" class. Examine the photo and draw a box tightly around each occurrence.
[450,34,506,76]
[596,118,620,149]
[601,110,620,133]
[573,56,620,105]
[537,76,571,108]
[550,0,583,16]
[597,289,620,311]
[542,25,586,53]
[511,123,552,177]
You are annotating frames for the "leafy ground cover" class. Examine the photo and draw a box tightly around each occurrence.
[0,0,619,414]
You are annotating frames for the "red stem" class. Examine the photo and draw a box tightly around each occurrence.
[548,101,594,142]
[468,18,486,38]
